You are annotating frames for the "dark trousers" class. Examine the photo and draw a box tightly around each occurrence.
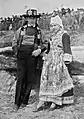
[15,47,37,106]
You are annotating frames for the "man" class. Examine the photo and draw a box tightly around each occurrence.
[12,9,49,110]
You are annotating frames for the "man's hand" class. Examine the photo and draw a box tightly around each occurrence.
[32,49,41,57]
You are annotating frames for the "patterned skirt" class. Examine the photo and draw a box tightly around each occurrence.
[39,50,74,105]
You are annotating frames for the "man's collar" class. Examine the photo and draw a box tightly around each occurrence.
[28,24,36,27]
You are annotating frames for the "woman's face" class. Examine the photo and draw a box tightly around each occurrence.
[50,24,61,32]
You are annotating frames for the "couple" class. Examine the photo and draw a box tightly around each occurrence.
[35,15,74,111]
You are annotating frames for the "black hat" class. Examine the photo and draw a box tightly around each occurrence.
[66,8,71,13]
[61,8,66,15]
[23,9,41,18]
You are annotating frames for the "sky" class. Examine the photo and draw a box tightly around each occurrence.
[0,0,84,17]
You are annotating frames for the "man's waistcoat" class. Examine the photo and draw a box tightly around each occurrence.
[20,26,40,46]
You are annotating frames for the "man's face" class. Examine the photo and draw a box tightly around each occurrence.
[26,17,37,26]
[65,12,71,17]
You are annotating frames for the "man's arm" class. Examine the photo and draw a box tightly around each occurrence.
[12,28,21,55]
[32,29,50,57]
[39,29,50,53]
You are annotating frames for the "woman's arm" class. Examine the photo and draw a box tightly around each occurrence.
[62,33,73,64]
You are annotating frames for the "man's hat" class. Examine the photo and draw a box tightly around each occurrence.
[23,9,41,18]
[61,8,66,15]
[66,8,71,13]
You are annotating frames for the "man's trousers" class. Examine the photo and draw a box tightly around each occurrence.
[15,46,37,106]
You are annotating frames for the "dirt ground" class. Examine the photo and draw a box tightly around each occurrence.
[0,73,84,119]
[0,33,84,119]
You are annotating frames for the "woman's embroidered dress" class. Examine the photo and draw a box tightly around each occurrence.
[39,30,74,105]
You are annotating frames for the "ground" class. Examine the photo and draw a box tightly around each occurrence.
[1,72,84,119]
[0,32,84,119]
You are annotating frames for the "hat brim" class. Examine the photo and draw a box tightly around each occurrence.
[22,14,41,18]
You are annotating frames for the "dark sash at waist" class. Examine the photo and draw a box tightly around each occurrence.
[18,45,34,54]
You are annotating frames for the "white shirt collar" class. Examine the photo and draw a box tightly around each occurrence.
[28,24,35,27]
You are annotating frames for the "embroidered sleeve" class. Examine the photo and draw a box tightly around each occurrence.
[63,53,73,64]
[12,27,21,48]
[62,33,73,64]
[62,33,72,54]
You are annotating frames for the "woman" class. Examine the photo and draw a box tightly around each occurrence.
[36,15,74,111]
